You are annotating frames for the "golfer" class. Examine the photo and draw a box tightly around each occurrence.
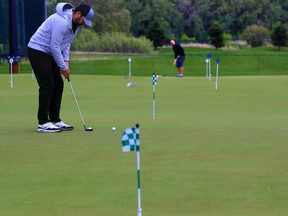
[170,39,185,78]
[27,3,94,132]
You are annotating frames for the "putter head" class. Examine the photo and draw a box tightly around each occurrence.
[85,126,93,131]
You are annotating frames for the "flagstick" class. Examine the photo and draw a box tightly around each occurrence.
[215,58,220,90]
[121,124,143,215]
[135,124,142,216]
[207,53,212,81]
[152,73,157,119]
[152,84,156,119]
[215,63,219,90]
[9,58,13,88]
[205,59,209,79]
[128,58,132,77]
[209,58,212,81]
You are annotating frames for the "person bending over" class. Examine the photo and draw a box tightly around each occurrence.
[170,39,186,78]
[27,3,94,132]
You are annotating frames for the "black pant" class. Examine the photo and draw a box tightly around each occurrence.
[27,47,63,124]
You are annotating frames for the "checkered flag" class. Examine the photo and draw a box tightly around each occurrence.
[152,73,157,86]
[121,126,140,152]
[120,124,142,215]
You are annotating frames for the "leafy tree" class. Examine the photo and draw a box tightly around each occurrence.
[147,17,166,49]
[208,21,224,49]
[271,22,287,50]
[255,0,281,28]
[45,0,288,48]
[55,0,130,34]
[240,25,270,47]
[177,0,283,42]
[125,0,152,36]
[178,1,208,42]
[92,0,131,34]
[165,2,185,40]
[125,0,184,40]
[279,0,288,23]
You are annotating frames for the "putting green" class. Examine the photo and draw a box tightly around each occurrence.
[0,74,287,216]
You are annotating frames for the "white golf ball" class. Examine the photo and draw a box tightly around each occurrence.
[112,127,116,131]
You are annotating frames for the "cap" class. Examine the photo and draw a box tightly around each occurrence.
[74,4,94,27]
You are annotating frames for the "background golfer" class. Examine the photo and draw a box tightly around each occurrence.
[170,39,186,78]
[27,3,94,133]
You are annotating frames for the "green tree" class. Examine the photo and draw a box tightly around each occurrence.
[147,17,165,50]
[271,22,287,50]
[240,25,270,47]
[208,21,225,49]
[125,0,152,36]
[177,0,283,41]
[255,0,281,28]
[45,0,288,47]
[279,0,288,23]
[85,0,132,34]
[125,0,184,40]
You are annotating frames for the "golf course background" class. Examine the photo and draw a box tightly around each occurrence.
[1,46,288,76]
[0,46,288,216]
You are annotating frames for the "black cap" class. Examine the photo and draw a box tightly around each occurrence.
[74,4,94,27]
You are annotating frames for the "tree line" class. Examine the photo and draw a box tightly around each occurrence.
[46,0,288,51]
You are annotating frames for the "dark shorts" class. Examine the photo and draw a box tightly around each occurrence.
[176,56,185,68]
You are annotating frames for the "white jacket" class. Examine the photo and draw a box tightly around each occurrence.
[28,3,80,71]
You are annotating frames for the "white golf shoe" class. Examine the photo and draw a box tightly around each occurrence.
[37,122,62,133]
[54,121,74,131]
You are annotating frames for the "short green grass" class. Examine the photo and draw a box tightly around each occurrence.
[0,74,287,216]
[2,46,288,76]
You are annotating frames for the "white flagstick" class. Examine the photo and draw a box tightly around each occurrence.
[207,53,212,81]
[152,85,156,119]
[9,58,13,88]
[121,124,142,216]
[152,73,157,119]
[205,59,209,79]
[135,124,142,216]
[128,58,132,77]
[215,58,220,90]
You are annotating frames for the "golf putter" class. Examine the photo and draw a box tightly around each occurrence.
[67,77,93,131]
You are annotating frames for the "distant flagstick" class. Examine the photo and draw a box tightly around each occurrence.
[121,123,142,216]
[207,53,212,80]
[215,58,220,90]
[152,73,157,119]
[128,57,132,77]
[9,58,13,88]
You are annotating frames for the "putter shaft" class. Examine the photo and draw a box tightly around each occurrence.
[68,78,91,131]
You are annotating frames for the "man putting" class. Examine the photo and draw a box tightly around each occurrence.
[170,39,186,78]
[27,3,94,132]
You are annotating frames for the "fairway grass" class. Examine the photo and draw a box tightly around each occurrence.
[0,74,288,216]
[2,46,288,76]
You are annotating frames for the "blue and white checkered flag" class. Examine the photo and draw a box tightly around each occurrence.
[121,126,140,152]
[152,73,157,86]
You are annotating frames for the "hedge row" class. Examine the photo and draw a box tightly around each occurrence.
[71,29,154,53]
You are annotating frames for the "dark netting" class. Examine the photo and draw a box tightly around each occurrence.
[0,0,45,57]
[0,1,9,56]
